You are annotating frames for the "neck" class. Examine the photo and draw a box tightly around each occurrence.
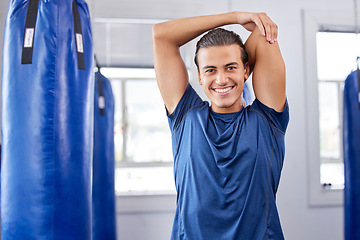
[211,100,244,113]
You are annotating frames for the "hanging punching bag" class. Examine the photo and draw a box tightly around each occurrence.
[92,71,116,240]
[343,70,360,240]
[1,0,94,239]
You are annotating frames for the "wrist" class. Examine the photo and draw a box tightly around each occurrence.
[229,11,240,24]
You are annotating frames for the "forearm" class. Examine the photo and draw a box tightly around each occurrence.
[152,12,237,47]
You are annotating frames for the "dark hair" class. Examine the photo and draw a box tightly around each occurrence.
[194,28,248,69]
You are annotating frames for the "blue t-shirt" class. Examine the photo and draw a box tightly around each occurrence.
[168,84,289,240]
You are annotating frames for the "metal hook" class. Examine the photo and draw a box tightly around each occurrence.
[94,55,101,72]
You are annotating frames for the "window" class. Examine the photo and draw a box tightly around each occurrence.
[317,80,344,190]
[303,9,357,206]
[316,32,360,190]
[101,68,175,195]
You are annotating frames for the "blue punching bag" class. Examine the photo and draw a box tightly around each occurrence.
[1,0,94,239]
[92,70,116,240]
[343,70,360,240]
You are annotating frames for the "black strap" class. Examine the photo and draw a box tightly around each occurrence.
[21,0,40,64]
[72,0,85,70]
[97,71,105,116]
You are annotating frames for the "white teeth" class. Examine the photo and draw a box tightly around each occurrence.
[214,87,232,93]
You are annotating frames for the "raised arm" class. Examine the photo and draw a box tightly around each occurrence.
[152,13,237,114]
[152,12,276,114]
[244,14,286,112]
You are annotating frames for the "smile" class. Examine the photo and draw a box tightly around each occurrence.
[213,86,234,93]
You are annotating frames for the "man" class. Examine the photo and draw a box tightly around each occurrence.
[153,11,288,240]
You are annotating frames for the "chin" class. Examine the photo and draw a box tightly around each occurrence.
[213,102,238,111]
[216,103,233,109]
[211,96,244,111]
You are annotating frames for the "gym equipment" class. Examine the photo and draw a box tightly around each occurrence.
[92,70,117,240]
[343,70,360,240]
[1,0,94,239]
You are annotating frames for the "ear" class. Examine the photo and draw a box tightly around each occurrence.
[197,68,203,85]
[244,62,250,82]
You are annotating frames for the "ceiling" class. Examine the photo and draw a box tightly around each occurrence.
[91,18,156,68]
[87,0,229,68]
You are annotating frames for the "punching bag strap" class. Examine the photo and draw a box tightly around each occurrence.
[21,0,40,64]
[97,71,106,116]
[72,0,85,70]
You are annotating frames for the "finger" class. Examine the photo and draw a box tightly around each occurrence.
[265,14,278,43]
[261,18,273,42]
[265,15,278,43]
[252,17,266,36]
[260,13,277,43]
[273,25,278,43]
[255,13,269,40]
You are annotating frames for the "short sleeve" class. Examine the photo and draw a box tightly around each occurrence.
[167,83,204,133]
[249,98,289,134]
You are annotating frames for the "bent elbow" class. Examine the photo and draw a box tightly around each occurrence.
[152,22,167,41]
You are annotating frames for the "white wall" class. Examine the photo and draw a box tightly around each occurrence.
[116,195,176,239]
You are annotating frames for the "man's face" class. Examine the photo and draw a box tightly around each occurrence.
[197,44,249,113]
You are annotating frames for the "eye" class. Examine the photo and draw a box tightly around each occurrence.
[227,66,236,71]
[205,69,215,74]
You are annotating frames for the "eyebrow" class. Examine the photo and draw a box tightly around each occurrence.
[202,65,216,71]
[225,62,239,67]
[202,62,239,71]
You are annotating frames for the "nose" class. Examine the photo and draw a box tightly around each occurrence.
[215,71,228,86]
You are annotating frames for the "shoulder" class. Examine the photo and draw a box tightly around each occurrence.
[168,83,208,132]
[247,98,289,134]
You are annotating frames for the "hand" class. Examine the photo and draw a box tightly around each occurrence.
[234,12,278,43]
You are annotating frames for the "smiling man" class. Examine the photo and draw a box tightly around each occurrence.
[153,11,289,240]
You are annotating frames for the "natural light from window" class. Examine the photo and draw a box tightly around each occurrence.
[316,32,360,189]
[101,67,175,195]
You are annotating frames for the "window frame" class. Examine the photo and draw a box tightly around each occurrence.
[302,9,355,206]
